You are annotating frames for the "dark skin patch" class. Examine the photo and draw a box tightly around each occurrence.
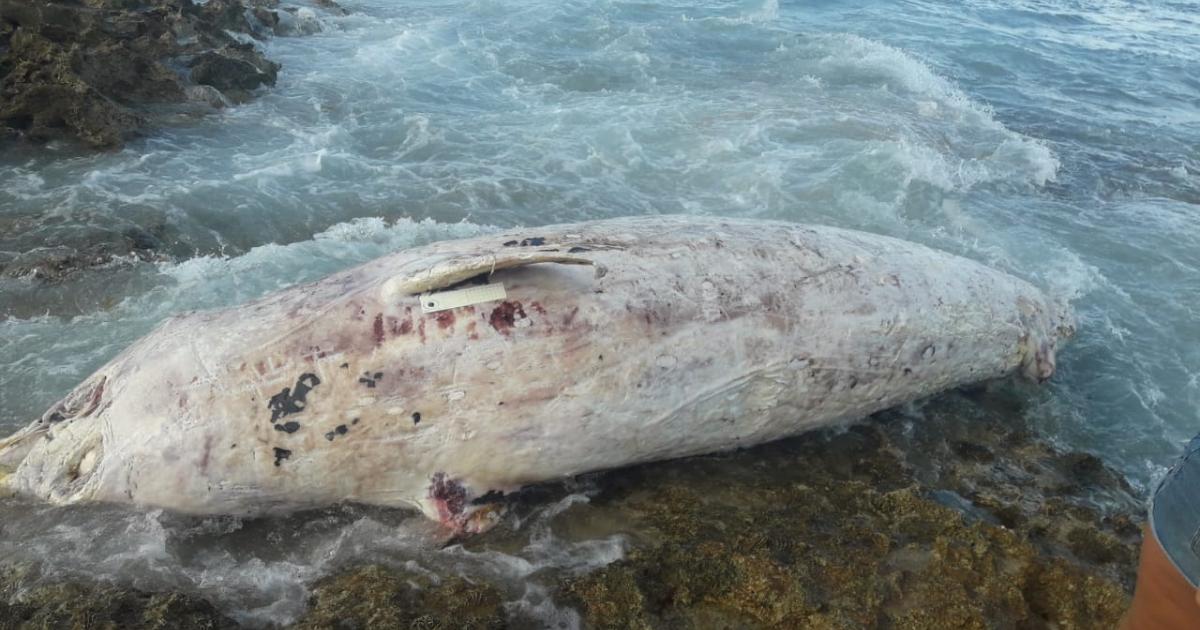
[267,373,321,423]
[397,319,414,335]
[372,314,385,345]
[324,424,350,441]
[267,391,296,420]
[274,421,301,433]
[567,246,590,253]
[273,447,292,467]
[340,363,349,369]
[529,302,547,315]
[502,237,546,247]
[412,412,421,425]
[471,489,505,505]
[435,310,456,330]
[488,301,526,333]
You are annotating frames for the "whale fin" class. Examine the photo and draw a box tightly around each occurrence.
[382,251,603,298]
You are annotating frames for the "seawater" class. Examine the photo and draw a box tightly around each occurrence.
[0,0,1197,624]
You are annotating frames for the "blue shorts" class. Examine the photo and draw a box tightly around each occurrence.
[1151,434,1200,587]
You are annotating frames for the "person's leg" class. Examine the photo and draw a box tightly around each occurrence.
[1123,436,1200,629]
[1122,525,1200,629]
[1150,436,1200,587]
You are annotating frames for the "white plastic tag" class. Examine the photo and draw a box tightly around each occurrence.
[420,283,507,313]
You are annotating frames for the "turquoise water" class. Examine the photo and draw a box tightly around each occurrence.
[0,0,1197,622]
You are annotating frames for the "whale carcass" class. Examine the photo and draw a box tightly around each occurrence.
[0,216,1074,531]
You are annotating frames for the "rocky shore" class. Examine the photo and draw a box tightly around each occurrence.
[0,0,346,287]
[0,0,337,150]
[0,385,1144,629]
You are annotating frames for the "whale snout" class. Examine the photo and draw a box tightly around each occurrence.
[0,374,111,503]
[9,421,106,504]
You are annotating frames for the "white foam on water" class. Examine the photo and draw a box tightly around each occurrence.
[710,0,779,25]
[0,492,627,627]
[796,33,1061,191]
[0,170,47,201]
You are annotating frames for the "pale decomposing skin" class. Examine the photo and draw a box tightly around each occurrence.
[0,216,1074,532]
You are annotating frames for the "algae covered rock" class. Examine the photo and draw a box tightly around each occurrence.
[0,28,144,147]
[0,0,301,149]
[0,565,235,630]
[188,45,279,96]
[562,478,1131,630]
[293,565,505,630]
[553,388,1142,629]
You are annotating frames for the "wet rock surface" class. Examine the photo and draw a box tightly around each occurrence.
[0,0,347,292]
[542,386,1141,629]
[0,241,167,283]
[0,564,237,630]
[188,44,279,98]
[0,0,320,149]
[293,565,506,630]
[0,220,177,318]
[0,387,1144,628]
